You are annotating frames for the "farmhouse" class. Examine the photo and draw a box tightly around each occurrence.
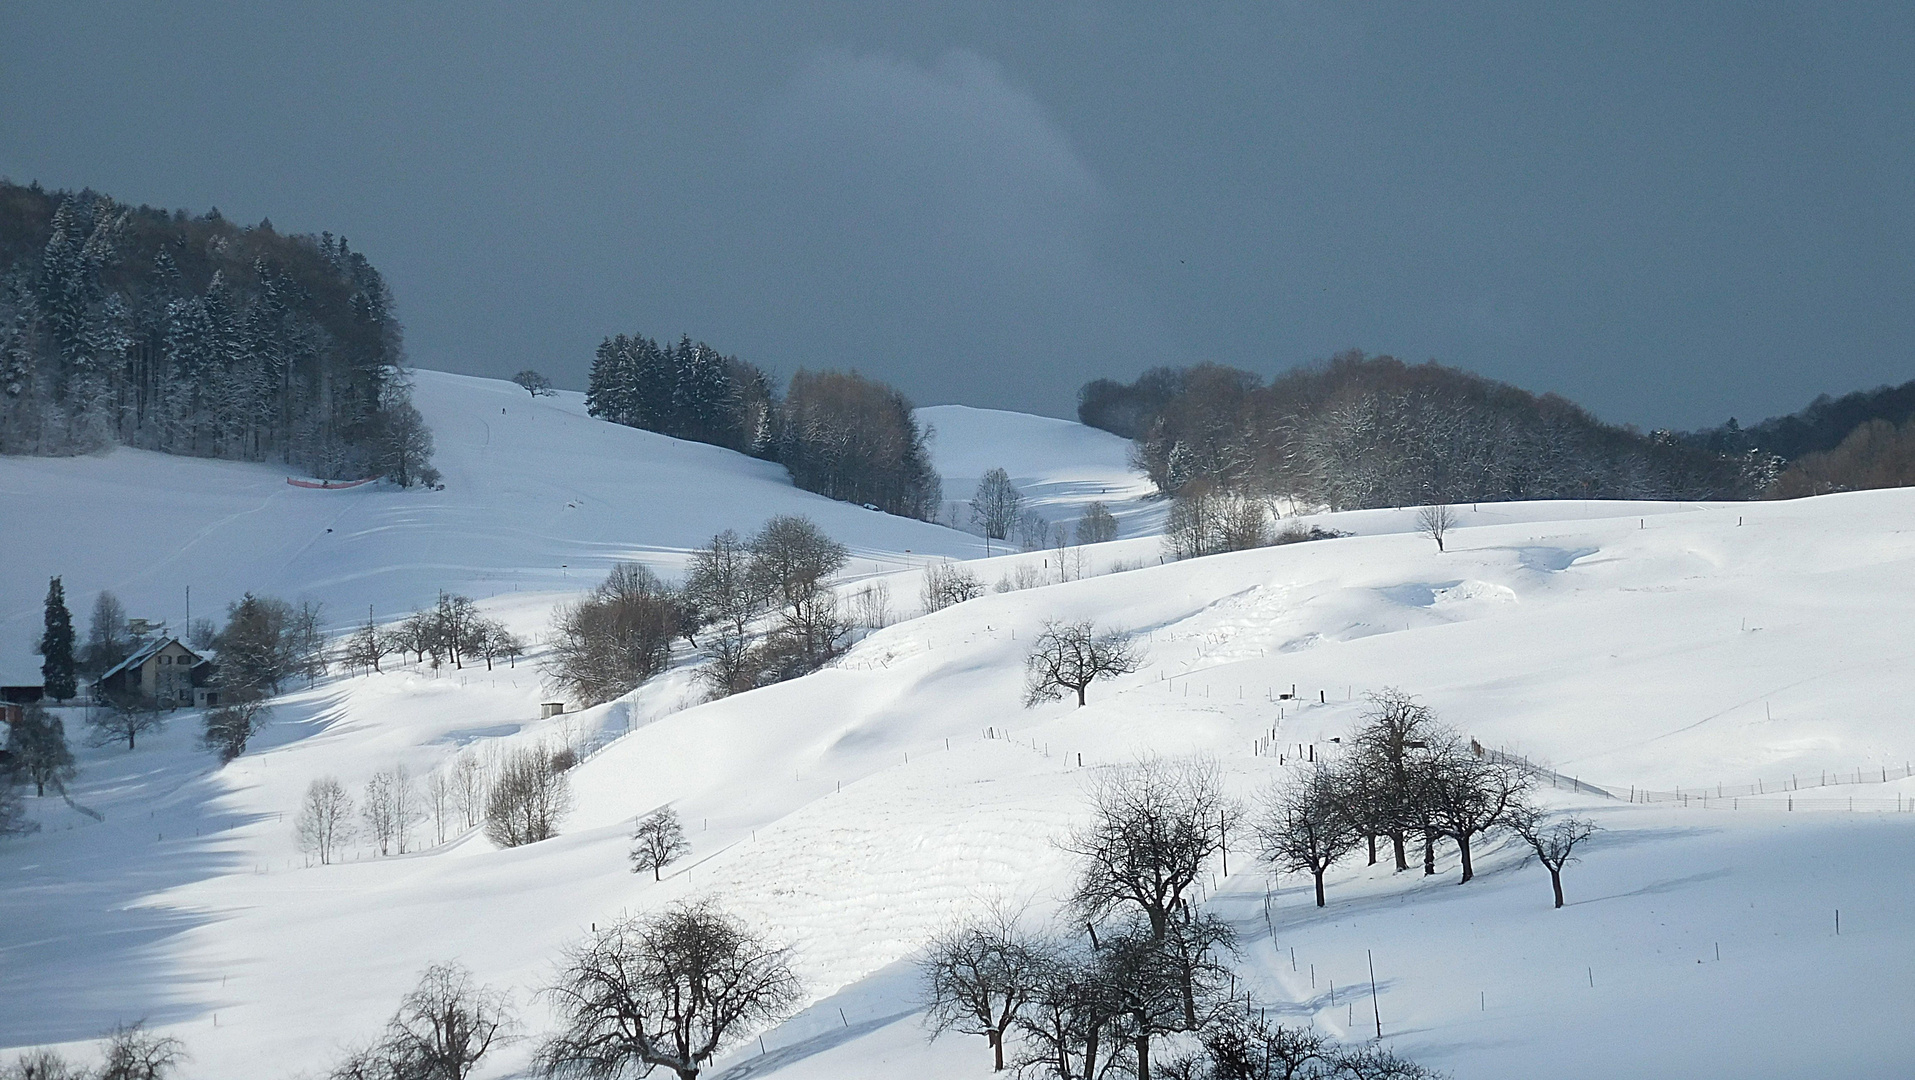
[95,637,218,708]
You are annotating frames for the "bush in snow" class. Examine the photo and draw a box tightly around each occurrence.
[200,694,271,763]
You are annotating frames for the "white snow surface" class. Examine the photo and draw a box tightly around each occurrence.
[3,372,1914,1078]
[916,404,1164,542]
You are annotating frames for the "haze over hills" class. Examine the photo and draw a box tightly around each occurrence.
[2,372,1913,1078]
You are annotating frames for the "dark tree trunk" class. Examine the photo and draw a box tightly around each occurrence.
[1423,829,1436,875]
[1367,834,1377,865]
[1549,866,1564,908]
[992,1028,1004,1071]
[1457,833,1474,883]
[1391,832,1407,871]
[1076,684,1088,706]
[1313,867,1327,907]
[1135,1033,1151,1080]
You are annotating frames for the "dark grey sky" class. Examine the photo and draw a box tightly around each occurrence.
[4,3,1911,428]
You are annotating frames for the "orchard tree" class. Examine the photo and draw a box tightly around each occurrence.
[629,807,689,880]
[88,692,165,750]
[1063,758,1237,940]
[380,963,516,1078]
[535,901,802,1080]
[1511,804,1599,908]
[1255,766,1359,907]
[920,906,1046,1071]
[1420,739,1529,883]
[1024,621,1144,707]
[513,369,555,397]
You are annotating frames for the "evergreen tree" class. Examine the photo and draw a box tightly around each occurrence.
[40,576,77,700]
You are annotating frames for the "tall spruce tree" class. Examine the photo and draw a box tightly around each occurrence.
[41,576,77,700]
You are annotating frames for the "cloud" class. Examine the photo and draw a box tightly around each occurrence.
[725,48,1161,413]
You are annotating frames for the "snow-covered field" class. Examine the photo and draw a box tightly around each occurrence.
[3,371,1914,1078]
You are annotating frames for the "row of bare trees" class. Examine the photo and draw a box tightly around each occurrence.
[681,515,852,696]
[922,759,1442,1079]
[295,743,575,863]
[339,593,525,677]
[1263,690,1596,909]
[539,514,858,708]
[316,901,800,1080]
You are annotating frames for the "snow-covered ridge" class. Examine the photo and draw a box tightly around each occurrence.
[4,370,1914,1079]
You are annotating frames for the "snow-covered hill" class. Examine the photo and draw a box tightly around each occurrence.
[4,373,1914,1079]
[0,371,986,684]
[916,404,1163,541]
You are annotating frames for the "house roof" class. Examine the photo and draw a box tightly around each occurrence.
[98,637,204,682]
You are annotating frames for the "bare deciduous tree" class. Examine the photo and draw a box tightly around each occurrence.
[848,580,892,631]
[95,1022,186,1080]
[296,776,355,865]
[920,905,1047,1072]
[1011,938,1132,1080]
[971,468,1023,541]
[391,764,425,854]
[1510,805,1599,908]
[451,751,487,831]
[1420,740,1529,883]
[749,515,848,608]
[1415,503,1457,552]
[87,692,166,751]
[364,770,399,856]
[1024,621,1144,708]
[1075,501,1120,546]
[922,561,984,613]
[629,807,689,881]
[485,745,573,848]
[546,564,680,707]
[1255,766,1358,908]
[535,901,802,1080]
[1063,758,1237,939]
[381,962,516,1079]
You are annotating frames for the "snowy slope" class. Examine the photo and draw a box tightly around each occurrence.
[916,404,1163,543]
[0,370,985,683]
[5,377,1915,1078]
